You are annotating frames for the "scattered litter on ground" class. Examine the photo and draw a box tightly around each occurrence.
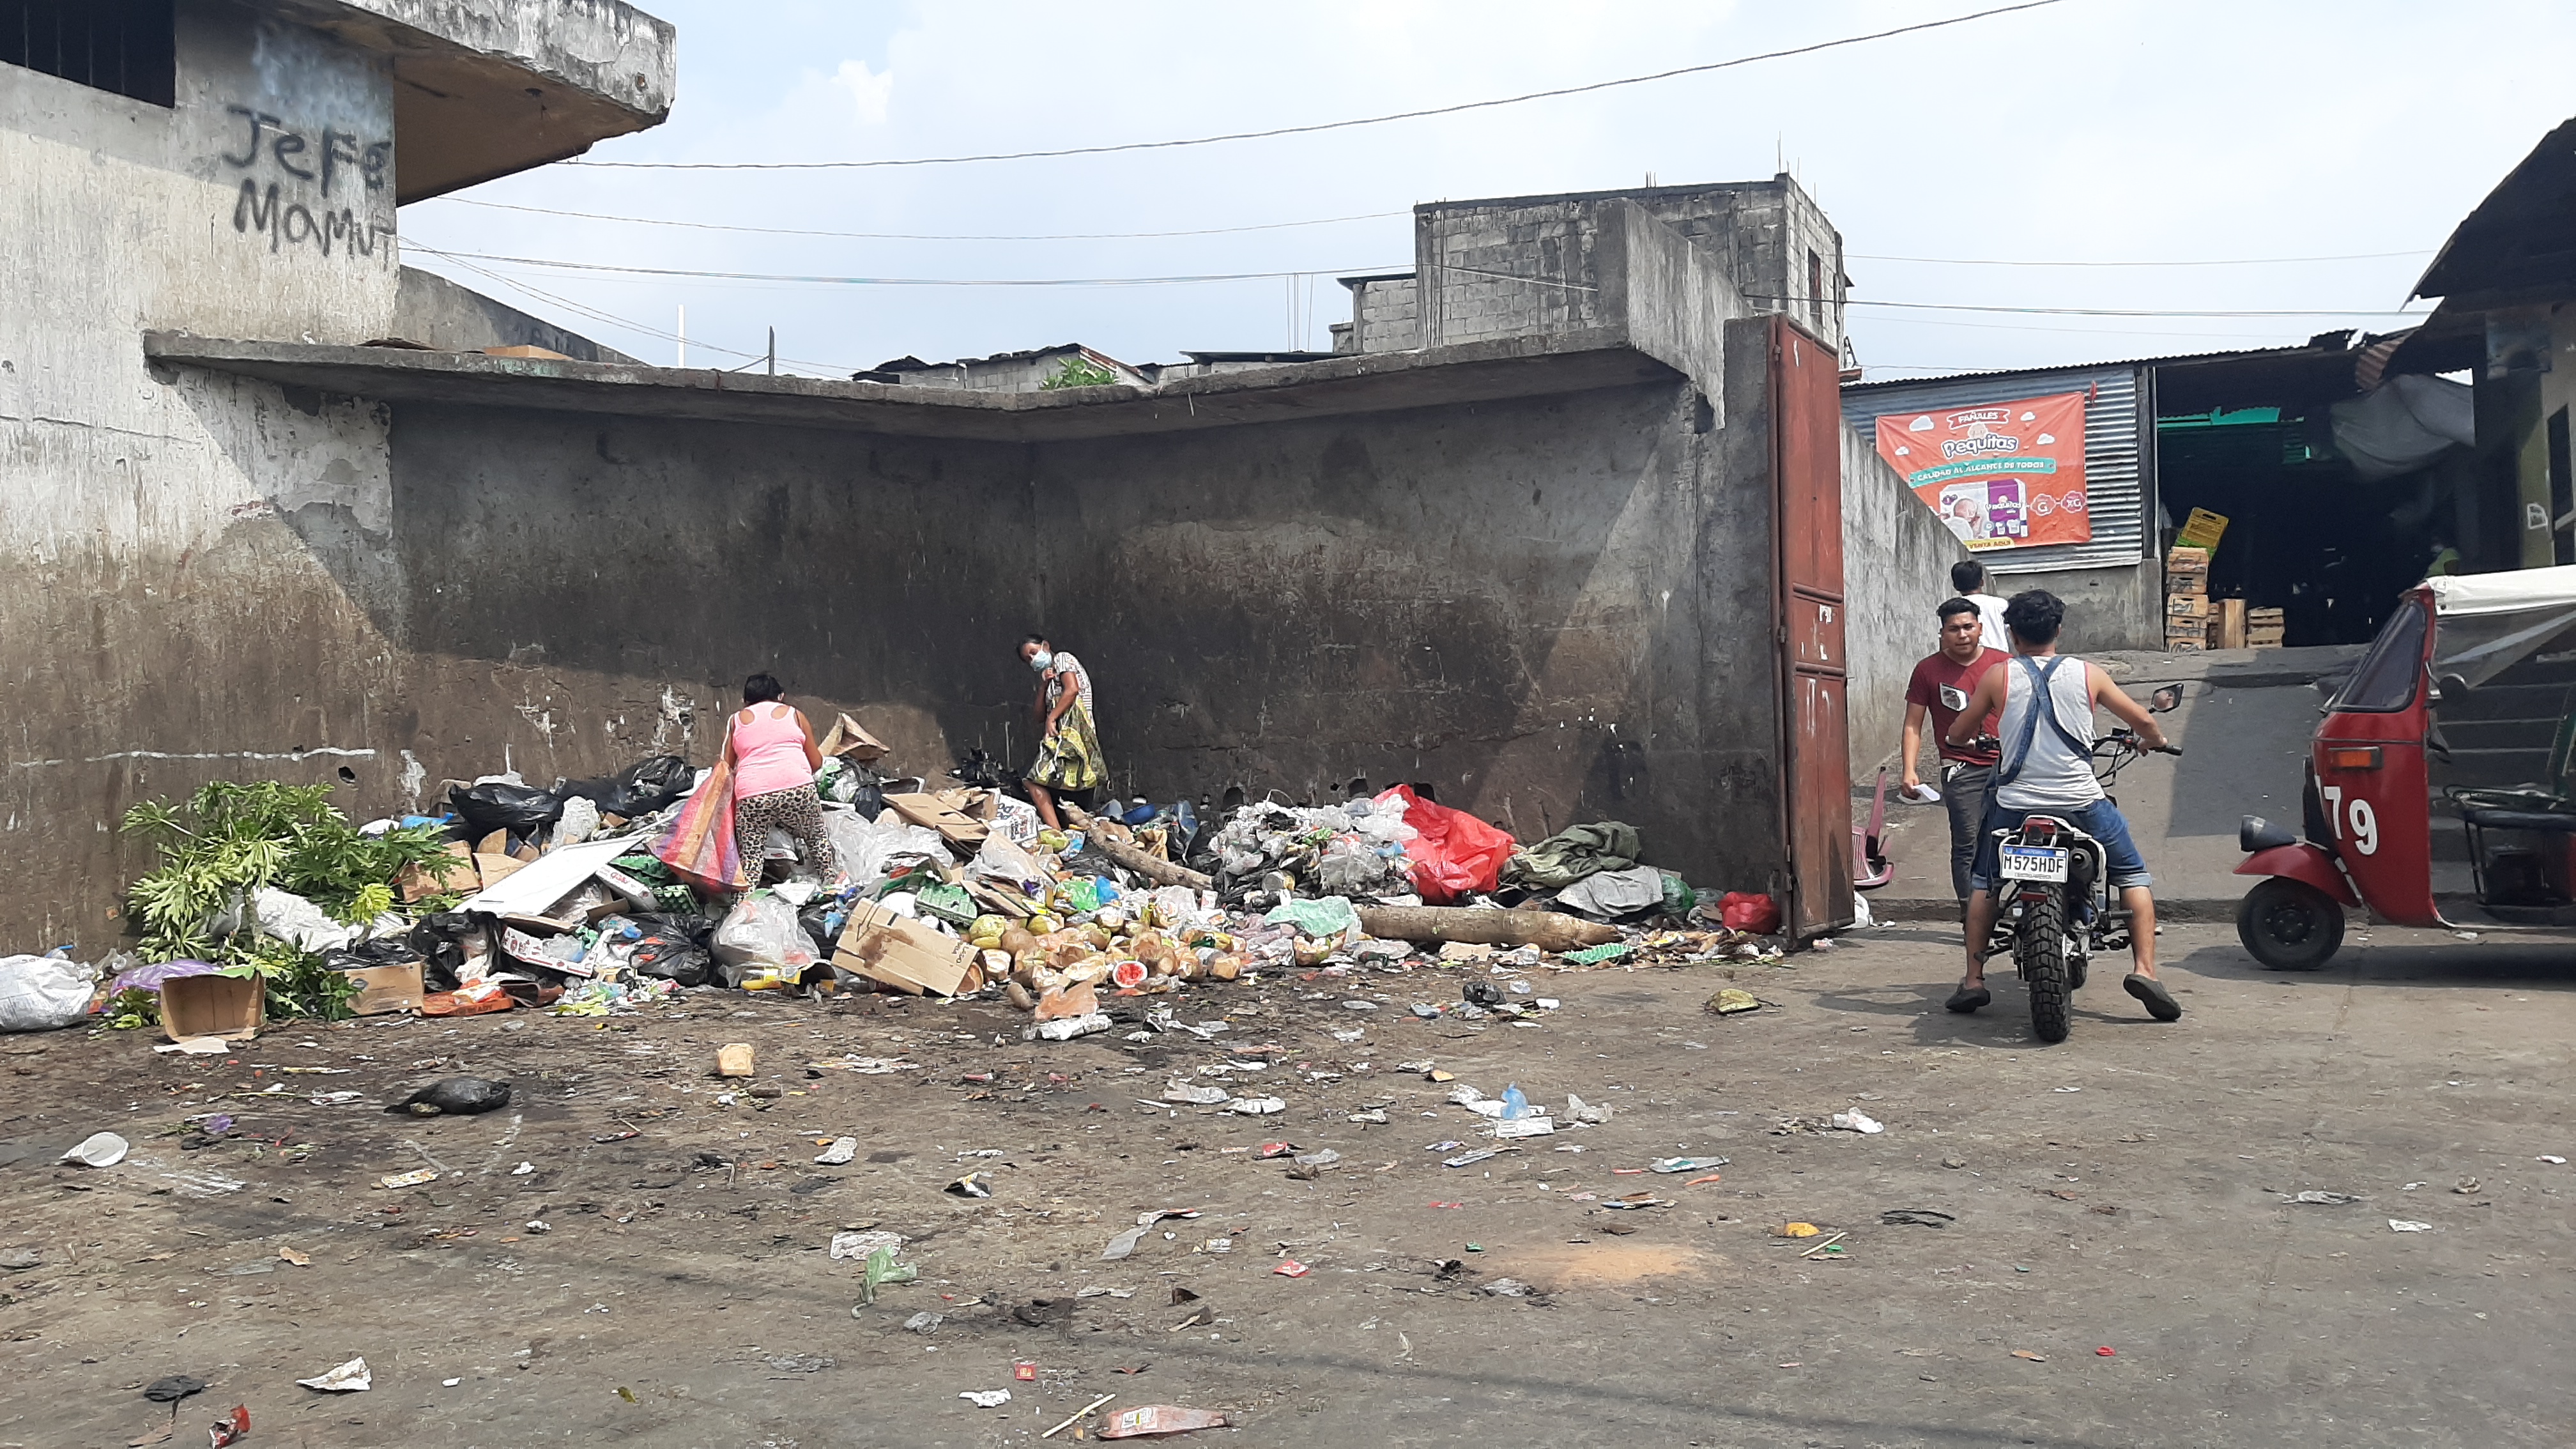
[2388,1219,2435,1232]
[1881,1209,1955,1228]
[296,1358,371,1392]
[59,1131,128,1167]
[1097,1406,1229,1439]
[2282,1191,2365,1205]
[959,1390,1013,1408]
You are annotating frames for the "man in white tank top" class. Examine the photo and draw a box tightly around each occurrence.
[1942,590,2182,1023]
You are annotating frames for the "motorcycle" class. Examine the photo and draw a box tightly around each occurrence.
[1980,686,2182,1043]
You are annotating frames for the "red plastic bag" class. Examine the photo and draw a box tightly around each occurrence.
[1719,891,1781,935]
[1377,786,1515,905]
[652,756,742,894]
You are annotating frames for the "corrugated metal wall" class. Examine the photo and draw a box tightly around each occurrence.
[1842,364,2154,575]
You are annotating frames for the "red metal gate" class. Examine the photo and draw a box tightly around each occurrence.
[1769,317,1855,938]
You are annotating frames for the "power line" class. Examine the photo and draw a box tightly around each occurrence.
[420,249,1406,287]
[419,196,1412,241]
[429,249,2429,317]
[563,1,2071,171]
[1806,296,2430,319]
[1851,247,2436,268]
[421,252,865,375]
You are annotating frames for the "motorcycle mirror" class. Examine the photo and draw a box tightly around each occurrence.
[2149,685,2182,713]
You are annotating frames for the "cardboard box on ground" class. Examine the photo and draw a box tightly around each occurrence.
[833,901,980,997]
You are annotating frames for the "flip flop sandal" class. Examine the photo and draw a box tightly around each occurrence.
[1945,983,1992,1014]
[2124,973,2182,1022]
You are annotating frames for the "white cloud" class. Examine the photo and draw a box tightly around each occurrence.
[832,57,894,126]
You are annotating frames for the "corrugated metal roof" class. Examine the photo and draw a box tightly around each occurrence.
[1843,364,2150,576]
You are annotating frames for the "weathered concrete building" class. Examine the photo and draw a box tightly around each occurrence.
[2,0,674,944]
[8,4,1952,947]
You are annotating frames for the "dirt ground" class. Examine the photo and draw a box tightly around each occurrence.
[4,917,2572,1448]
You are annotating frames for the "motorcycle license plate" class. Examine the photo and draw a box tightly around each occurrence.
[1999,845,2069,882]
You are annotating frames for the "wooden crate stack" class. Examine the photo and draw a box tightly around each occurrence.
[2246,606,2285,649]
[2165,546,2211,652]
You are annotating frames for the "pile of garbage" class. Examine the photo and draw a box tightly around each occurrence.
[1,717,1792,1041]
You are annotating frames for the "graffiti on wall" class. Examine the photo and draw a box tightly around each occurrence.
[221,105,395,261]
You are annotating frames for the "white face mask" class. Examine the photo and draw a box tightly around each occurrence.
[1028,650,1054,672]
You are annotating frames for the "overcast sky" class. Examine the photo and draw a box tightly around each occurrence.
[397,0,2575,381]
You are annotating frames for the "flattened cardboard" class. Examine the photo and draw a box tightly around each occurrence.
[475,853,526,890]
[817,713,889,763]
[344,962,425,1016]
[833,901,977,997]
[162,972,262,1043]
[883,792,990,848]
[397,841,477,903]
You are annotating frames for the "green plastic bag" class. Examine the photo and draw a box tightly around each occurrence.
[1659,871,1698,916]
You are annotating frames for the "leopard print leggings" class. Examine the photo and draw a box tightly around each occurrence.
[732,783,837,885]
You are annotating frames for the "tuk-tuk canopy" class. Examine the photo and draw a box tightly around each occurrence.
[2429,565,2576,689]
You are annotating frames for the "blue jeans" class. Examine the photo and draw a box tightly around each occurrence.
[1968,797,2152,893]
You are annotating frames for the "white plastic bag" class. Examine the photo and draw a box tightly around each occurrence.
[711,894,818,974]
[0,954,98,1032]
[828,808,947,890]
[251,887,356,953]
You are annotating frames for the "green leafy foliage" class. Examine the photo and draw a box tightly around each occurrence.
[120,781,451,1018]
[1038,355,1121,390]
[102,986,160,1031]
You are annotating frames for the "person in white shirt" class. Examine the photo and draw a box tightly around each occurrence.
[1952,560,2011,654]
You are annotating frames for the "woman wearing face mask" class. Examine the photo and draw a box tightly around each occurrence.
[1018,633,1103,831]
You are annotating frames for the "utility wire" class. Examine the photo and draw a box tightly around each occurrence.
[1755,295,2431,319]
[422,249,1406,287]
[1851,248,2435,268]
[423,197,2432,273]
[429,254,2430,317]
[419,196,1413,241]
[563,1,2070,171]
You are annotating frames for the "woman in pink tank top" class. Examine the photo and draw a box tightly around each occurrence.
[724,673,835,889]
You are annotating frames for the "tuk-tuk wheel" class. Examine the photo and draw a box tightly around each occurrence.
[2235,877,2345,970]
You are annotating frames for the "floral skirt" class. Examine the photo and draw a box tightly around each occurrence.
[1028,700,1105,793]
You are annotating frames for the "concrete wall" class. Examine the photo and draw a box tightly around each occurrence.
[392,266,637,362]
[356,369,1793,897]
[1341,276,1421,353]
[1841,423,1972,781]
[1409,179,1843,360]
[1,0,411,947]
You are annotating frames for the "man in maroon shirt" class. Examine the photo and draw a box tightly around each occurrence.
[1903,598,2009,901]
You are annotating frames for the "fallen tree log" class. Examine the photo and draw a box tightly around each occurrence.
[1061,806,1214,891]
[1354,905,1620,953]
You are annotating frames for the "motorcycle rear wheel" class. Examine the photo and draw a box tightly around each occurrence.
[2017,890,2073,1043]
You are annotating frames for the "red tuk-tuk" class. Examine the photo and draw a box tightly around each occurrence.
[2236,566,2576,968]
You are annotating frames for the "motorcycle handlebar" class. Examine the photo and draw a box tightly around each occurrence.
[2155,744,2184,756]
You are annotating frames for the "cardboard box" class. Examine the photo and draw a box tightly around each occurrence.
[343,962,425,1016]
[2212,598,2248,650]
[883,792,991,848]
[397,841,478,903]
[475,852,528,890]
[817,713,889,763]
[162,972,262,1043]
[2165,546,2211,576]
[833,901,979,997]
[2165,594,2211,618]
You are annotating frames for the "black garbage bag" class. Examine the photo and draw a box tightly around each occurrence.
[406,910,479,992]
[449,781,564,838]
[797,901,839,958]
[390,1076,512,1116]
[628,912,716,987]
[558,755,697,820]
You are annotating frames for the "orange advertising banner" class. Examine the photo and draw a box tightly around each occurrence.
[1874,392,2091,553]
